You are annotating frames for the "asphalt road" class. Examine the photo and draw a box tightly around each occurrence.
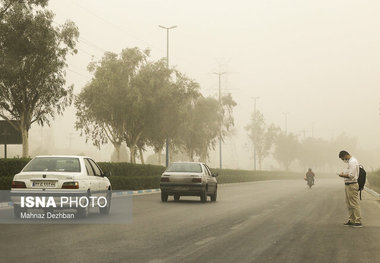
[1,178,380,263]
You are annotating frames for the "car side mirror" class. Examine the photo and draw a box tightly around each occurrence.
[212,173,218,177]
[103,171,111,177]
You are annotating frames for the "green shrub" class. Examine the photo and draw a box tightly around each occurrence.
[98,162,165,177]
[0,159,165,177]
[109,175,161,190]
[0,158,305,191]
[0,176,13,190]
[0,158,30,177]
[214,170,302,184]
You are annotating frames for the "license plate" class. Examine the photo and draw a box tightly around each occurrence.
[32,181,56,188]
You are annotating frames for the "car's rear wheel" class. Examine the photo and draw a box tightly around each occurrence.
[77,192,90,218]
[99,192,112,215]
[200,190,207,203]
[13,205,26,219]
[174,195,180,201]
[161,191,168,202]
[77,205,89,218]
[211,188,217,202]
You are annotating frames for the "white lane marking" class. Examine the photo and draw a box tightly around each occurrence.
[232,209,275,230]
[231,221,246,230]
[365,187,380,197]
[195,236,216,246]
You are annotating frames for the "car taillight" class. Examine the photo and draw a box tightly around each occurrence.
[192,178,202,183]
[62,182,79,189]
[12,181,26,188]
[161,177,170,182]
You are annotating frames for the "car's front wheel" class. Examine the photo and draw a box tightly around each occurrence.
[161,191,168,202]
[211,188,217,202]
[99,192,112,215]
[200,190,207,203]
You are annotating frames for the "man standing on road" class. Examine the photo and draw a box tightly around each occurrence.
[338,150,362,228]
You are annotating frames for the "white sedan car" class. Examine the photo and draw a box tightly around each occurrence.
[11,155,112,218]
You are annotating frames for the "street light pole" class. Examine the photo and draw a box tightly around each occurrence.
[252,97,259,114]
[213,71,226,169]
[159,25,177,168]
[251,97,259,171]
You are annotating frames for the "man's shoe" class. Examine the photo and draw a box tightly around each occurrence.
[352,223,363,228]
[344,221,354,226]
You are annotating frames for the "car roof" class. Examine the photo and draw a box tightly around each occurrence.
[170,161,204,165]
[34,155,91,159]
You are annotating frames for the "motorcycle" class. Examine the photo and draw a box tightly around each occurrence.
[304,176,314,189]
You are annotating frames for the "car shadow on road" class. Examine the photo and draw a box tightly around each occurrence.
[160,199,215,205]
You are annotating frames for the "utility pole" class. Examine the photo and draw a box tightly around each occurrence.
[159,25,177,167]
[251,97,259,171]
[213,71,226,169]
[302,129,306,139]
[252,97,259,114]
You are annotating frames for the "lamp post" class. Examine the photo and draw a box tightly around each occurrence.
[213,71,226,169]
[159,25,177,168]
[251,97,259,170]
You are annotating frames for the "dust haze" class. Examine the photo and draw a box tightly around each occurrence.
[4,0,380,172]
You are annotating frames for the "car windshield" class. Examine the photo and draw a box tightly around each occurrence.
[23,157,81,172]
[166,163,202,173]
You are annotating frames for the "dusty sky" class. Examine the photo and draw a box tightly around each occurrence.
[20,0,380,169]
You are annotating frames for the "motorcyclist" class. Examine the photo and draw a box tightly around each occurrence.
[305,168,315,186]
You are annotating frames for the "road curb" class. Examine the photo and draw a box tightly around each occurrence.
[0,202,13,209]
[0,188,161,209]
[113,188,161,197]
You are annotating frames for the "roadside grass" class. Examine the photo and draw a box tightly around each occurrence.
[367,172,380,193]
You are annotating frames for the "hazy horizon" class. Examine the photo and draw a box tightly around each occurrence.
[3,0,380,171]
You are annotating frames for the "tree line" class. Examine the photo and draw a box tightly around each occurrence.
[74,48,236,163]
[0,1,236,163]
[246,111,361,171]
